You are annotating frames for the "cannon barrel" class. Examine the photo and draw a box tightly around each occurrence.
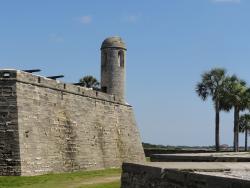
[73,82,82,86]
[47,75,64,80]
[22,69,41,73]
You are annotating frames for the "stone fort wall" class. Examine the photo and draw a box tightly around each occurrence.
[121,163,250,188]
[0,70,145,176]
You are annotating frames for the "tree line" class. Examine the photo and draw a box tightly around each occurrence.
[196,68,250,152]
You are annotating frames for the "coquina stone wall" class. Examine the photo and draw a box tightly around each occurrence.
[0,71,21,175]
[0,70,145,176]
[121,163,250,188]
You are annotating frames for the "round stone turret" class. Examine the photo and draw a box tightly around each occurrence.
[101,36,127,102]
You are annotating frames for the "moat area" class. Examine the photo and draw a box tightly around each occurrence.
[151,152,250,162]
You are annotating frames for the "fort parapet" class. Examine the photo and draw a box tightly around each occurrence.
[0,37,145,176]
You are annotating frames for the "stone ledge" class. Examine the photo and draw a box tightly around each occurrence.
[121,162,250,188]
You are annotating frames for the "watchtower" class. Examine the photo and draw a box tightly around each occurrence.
[101,36,126,102]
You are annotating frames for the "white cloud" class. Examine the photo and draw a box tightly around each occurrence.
[80,15,92,24]
[125,15,138,23]
[123,14,141,23]
[212,0,241,3]
[49,34,64,43]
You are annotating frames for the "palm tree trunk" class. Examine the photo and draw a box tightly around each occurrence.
[215,102,220,152]
[245,129,248,152]
[236,109,240,152]
[233,107,240,152]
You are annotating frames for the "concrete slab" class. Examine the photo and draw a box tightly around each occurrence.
[144,162,250,171]
[197,171,250,180]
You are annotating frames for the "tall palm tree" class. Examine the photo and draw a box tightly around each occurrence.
[196,68,228,152]
[79,75,100,88]
[239,114,250,151]
[222,75,250,152]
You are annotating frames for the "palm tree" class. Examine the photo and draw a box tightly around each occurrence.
[239,114,250,151]
[79,75,100,88]
[222,75,250,152]
[196,68,228,152]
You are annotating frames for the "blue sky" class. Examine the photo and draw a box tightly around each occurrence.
[1,0,250,146]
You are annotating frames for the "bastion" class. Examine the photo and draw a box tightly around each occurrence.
[0,36,145,176]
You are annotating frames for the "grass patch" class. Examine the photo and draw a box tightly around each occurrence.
[0,168,121,188]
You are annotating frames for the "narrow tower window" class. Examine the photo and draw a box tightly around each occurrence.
[102,52,107,68]
[118,51,124,68]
